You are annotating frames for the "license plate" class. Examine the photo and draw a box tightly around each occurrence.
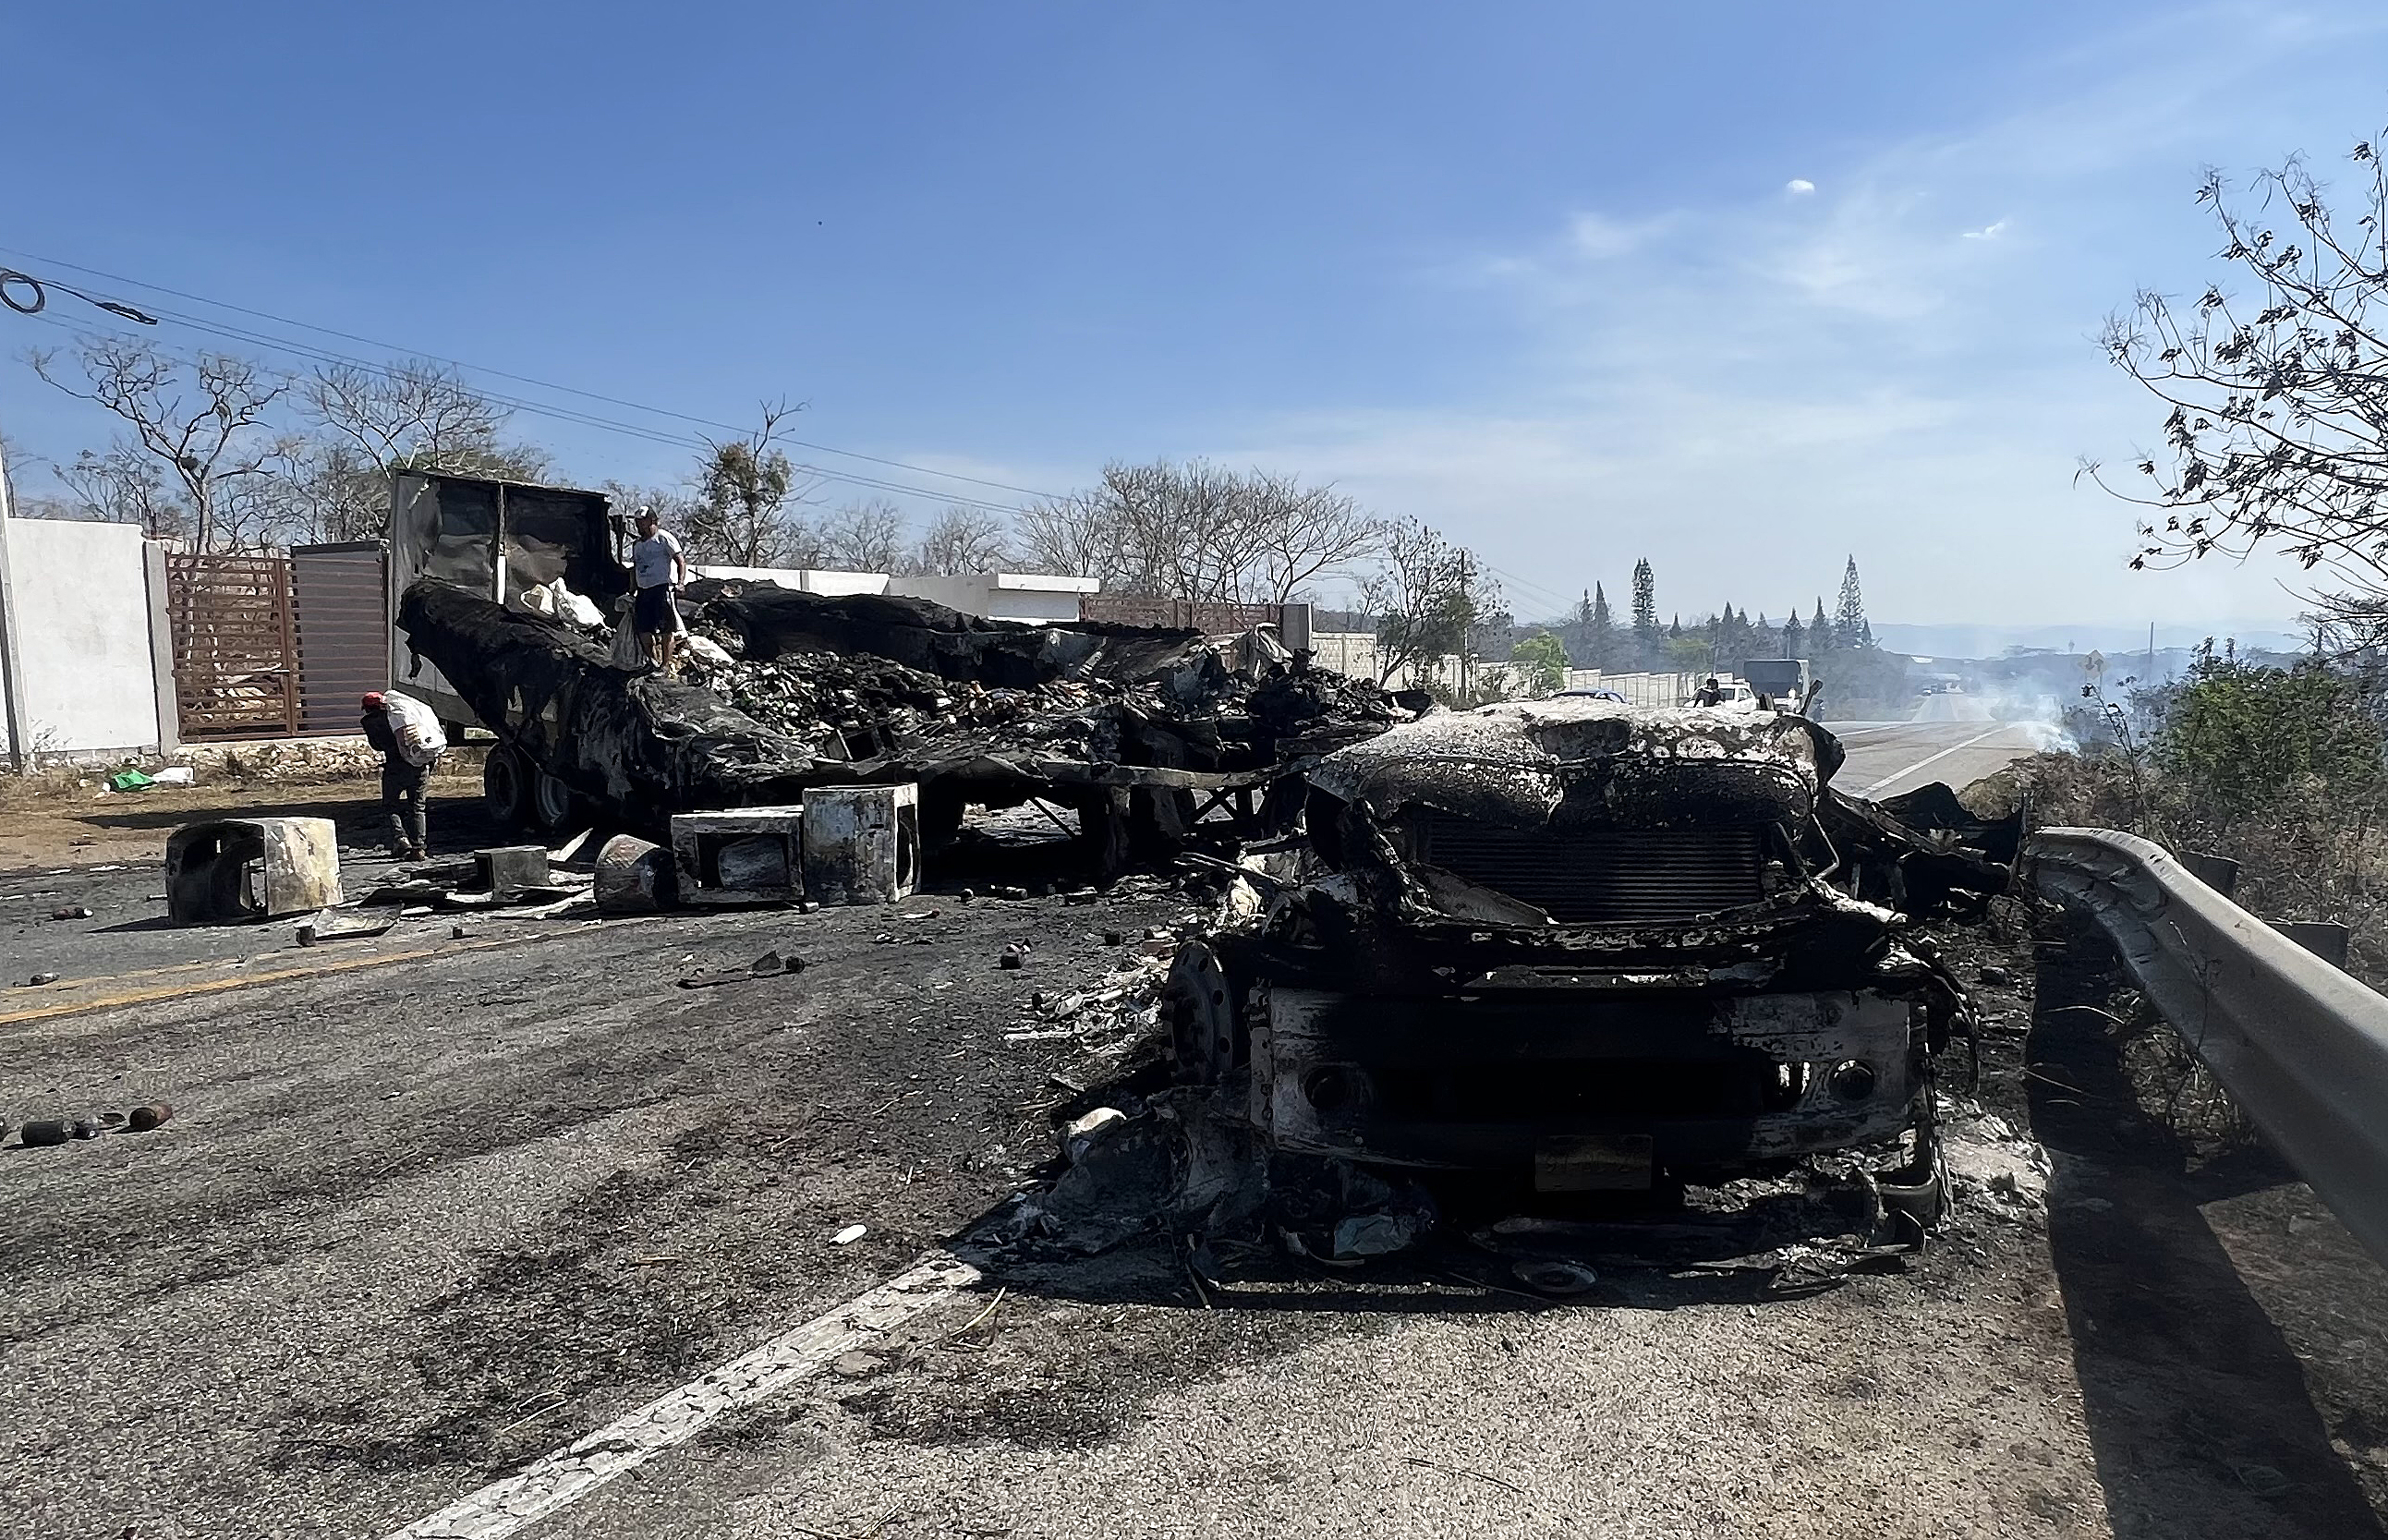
[1534,1134,1655,1192]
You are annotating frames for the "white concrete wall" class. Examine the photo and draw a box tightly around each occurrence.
[886,572,1096,624]
[1564,670,1722,706]
[693,565,891,597]
[0,517,166,755]
[696,564,1103,624]
[1310,630,1376,680]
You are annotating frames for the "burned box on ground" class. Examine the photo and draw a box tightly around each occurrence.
[164,817,345,924]
[671,807,806,906]
[1163,697,2016,1208]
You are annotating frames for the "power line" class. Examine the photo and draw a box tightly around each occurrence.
[14,294,1036,516]
[1484,562,1579,617]
[0,244,1072,506]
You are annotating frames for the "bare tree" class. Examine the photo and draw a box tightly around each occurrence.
[1240,469,1382,604]
[1019,459,1384,602]
[686,400,821,567]
[907,505,1012,575]
[30,336,286,552]
[1014,490,1123,582]
[54,445,188,540]
[819,499,908,572]
[288,358,550,542]
[2095,132,2388,634]
[1356,516,1500,687]
[603,480,702,554]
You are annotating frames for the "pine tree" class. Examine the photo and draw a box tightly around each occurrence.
[1587,582,1616,668]
[1810,597,1835,655]
[1782,607,1805,658]
[1630,558,1657,665]
[1835,556,1872,648]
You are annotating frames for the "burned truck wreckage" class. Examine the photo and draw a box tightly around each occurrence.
[399,574,2018,1237]
[394,576,1412,867]
[1141,697,2020,1240]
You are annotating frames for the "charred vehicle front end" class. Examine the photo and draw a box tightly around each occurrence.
[1165,698,2014,1204]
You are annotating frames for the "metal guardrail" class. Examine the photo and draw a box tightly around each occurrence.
[2024,827,2388,1267]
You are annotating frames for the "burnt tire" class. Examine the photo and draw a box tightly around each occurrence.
[483,745,533,830]
[1163,940,1243,1087]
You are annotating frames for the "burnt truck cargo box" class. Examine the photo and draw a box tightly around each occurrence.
[165,817,344,924]
[388,469,630,735]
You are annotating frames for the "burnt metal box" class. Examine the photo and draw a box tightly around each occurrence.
[164,817,344,924]
[801,784,920,905]
[475,844,552,895]
[671,807,805,906]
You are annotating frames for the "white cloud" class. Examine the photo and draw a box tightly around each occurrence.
[1565,211,1670,260]
[1219,11,2388,627]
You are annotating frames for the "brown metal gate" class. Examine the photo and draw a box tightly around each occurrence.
[290,542,390,734]
[164,553,301,741]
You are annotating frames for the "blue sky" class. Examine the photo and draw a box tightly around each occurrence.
[4,2,2386,629]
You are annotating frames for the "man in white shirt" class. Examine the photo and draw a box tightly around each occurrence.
[630,505,689,673]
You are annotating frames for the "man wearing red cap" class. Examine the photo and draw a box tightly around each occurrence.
[360,691,443,860]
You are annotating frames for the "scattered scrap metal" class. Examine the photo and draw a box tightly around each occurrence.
[10,1102,175,1149]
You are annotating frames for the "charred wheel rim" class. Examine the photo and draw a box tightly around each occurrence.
[1163,941,1241,1086]
[532,771,578,831]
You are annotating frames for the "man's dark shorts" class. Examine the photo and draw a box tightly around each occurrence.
[634,585,684,636]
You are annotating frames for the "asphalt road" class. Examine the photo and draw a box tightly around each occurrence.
[6,745,2387,1539]
[1830,699,2054,801]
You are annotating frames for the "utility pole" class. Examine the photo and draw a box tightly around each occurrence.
[1458,549,1473,702]
[0,424,30,771]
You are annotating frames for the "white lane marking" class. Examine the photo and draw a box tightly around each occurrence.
[383,1252,982,1540]
[1858,725,2019,795]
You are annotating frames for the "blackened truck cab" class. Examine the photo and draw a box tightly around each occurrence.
[1164,695,2011,1213]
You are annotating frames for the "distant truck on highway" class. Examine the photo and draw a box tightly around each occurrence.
[1739,658,1813,708]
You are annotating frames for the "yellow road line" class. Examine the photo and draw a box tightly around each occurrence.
[0,929,576,1028]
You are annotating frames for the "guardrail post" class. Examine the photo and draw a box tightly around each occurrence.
[2181,851,2240,898]
[2272,920,2352,971]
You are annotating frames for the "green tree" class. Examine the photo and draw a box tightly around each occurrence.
[1630,558,1657,665]
[1586,582,1617,668]
[692,401,814,568]
[1835,556,1872,647]
[1783,606,1806,658]
[2152,651,2384,823]
[1510,629,1570,693]
[1361,516,1499,687]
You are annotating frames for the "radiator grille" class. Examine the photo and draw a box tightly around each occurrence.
[1419,815,1764,925]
